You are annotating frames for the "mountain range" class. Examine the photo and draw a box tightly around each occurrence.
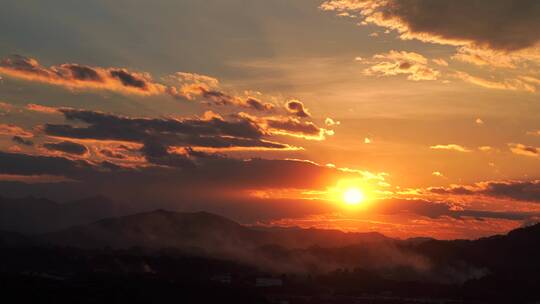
[1,195,539,283]
[2,196,540,302]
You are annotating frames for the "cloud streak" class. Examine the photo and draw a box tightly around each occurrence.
[430,180,540,204]
[430,144,471,153]
[0,55,166,96]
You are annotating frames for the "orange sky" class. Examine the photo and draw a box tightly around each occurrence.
[1,0,540,239]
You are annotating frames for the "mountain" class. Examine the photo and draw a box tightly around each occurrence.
[41,209,390,250]
[0,195,125,234]
[415,222,540,274]
[39,209,397,273]
[4,207,540,302]
[41,210,259,252]
[40,209,540,277]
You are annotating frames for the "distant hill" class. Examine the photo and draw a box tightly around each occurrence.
[41,209,390,249]
[3,204,540,302]
[4,195,540,280]
[0,195,125,234]
[41,210,259,252]
[415,222,540,274]
[39,209,397,273]
[37,208,540,276]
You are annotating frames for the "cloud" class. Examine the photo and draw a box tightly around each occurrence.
[430,180,540,204]
[324,118,340,127]
[432,58,449,67]
[361,50,440,81]
[373,198,532,221]
[478,146,493,152]
[508,143,540,157]
[321,1,540,91]
[285,100,311,117]
[430,144,471,153]
[432,171,444,177]
[452,71,536,93]
[12,136,34,146]
[244,114,334,141]
[26,103,61,114]
[527,130,540,136]
[203,89,275,112]
[244,97,275,112]
[42,109,297,154]
[0,149,362,203]
[165,72,220,99]
[43,141,89,156]
[97,145,134,160]
[36,108,336,170]
[320,0,540,52]
[0,56,276,112]
[0,55,166,96]
[167,73,275,112]
[40,108,333,151]
[0,124,33,138]
[452,46,522,68]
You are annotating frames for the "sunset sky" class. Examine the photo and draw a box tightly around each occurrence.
[2,0,540,239]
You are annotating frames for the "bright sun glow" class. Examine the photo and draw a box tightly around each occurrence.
[343,188,365,205]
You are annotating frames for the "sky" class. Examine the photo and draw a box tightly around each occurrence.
[2,0,540,239]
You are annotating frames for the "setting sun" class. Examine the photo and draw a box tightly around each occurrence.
[343,188,365,205]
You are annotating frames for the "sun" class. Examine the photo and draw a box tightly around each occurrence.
[343,188,365,205]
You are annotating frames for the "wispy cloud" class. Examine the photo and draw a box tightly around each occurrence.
[430,144,471,153]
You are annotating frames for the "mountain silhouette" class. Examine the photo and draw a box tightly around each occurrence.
[0,195,125,234]
[40,209,390,251]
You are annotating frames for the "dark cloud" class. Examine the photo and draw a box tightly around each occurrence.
[379,0,540,51]
[264,116,330,140]
[43,109,297,151]
[200,88,235,106]
[266,118,320,136]
[430,180,540,203]
[322,0,540,51]
[0,149,356,209]
[59,64,102,81]
[430,186,474,196]
[374,198,534,221]
[109,69,147,89]
[285,100,311,118]
[139,138,194,168]
[245,97,275,112]
[11,136,34,146]
[0,55,165,95]
[195,88,275,112]
[43,141,88,156]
